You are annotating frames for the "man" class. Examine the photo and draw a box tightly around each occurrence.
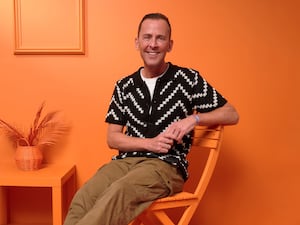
[64,13,239,225]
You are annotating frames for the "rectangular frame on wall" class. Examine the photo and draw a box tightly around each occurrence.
[14,0,85,55]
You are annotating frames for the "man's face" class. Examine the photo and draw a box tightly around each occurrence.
[135,19,173,69]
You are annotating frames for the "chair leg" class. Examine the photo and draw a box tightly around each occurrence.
[128,217,143,225]
[134,210,175,225]
[153,211,175,225]
[131,210,169,225]
[177,204,198,225]
[142,211,165,225]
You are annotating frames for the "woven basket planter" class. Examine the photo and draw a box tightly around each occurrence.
[15,146,43,171]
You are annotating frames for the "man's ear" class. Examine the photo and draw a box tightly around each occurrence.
[135,37,139,50]
[168,39,174,52]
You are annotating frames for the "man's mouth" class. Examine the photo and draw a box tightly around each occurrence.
[146,52,159,56]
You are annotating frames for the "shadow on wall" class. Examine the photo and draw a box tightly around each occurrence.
[195,142,245,223]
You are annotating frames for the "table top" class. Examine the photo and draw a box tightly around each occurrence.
[0,162,76,187]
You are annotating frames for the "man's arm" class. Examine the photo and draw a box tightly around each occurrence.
[106,102,239,153]
[197,102,239,126]
[164,102,239,143]
[106,123,175,154]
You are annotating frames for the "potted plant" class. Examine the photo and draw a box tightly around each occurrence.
[0,102,71,170]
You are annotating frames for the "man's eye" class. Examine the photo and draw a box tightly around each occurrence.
[143,36,151,40]
[157,36,167,41]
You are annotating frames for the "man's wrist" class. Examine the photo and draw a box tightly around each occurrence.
[192,114,200,125]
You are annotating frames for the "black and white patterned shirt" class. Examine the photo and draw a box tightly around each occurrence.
[105,63,227,180]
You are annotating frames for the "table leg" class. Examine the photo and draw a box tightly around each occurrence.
[52,186,62,225]
[0,187,7,225]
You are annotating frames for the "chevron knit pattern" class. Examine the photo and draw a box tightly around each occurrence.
[105,63,227,180]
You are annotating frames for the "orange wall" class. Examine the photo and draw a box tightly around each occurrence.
[0,0,299,224]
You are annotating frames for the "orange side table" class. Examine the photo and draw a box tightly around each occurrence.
[0,162,76,225]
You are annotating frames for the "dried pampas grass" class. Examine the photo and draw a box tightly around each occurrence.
[0,102,71,149]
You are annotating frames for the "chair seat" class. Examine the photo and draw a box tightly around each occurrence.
[155,192,197,203]
[149,192,198,211]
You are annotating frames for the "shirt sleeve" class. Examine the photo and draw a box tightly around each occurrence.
[192,74,227,113]
[105,82,126,125]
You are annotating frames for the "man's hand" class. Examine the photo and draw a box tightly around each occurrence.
[147,115,197,153]
[147,132,174,154]
[163,115,197,143]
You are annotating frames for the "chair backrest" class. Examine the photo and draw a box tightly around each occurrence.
[188,125,224,200]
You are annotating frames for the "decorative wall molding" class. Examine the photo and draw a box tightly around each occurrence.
[14,0,85,55]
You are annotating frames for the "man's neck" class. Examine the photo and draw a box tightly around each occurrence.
[142,63,169,78]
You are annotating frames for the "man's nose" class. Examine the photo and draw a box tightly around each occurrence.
[149,38,158,48]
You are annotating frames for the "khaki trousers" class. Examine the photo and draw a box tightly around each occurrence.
[63,157,184,225]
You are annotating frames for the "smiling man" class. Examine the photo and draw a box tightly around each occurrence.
[63,13,239,225]
[135,15,173,77]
